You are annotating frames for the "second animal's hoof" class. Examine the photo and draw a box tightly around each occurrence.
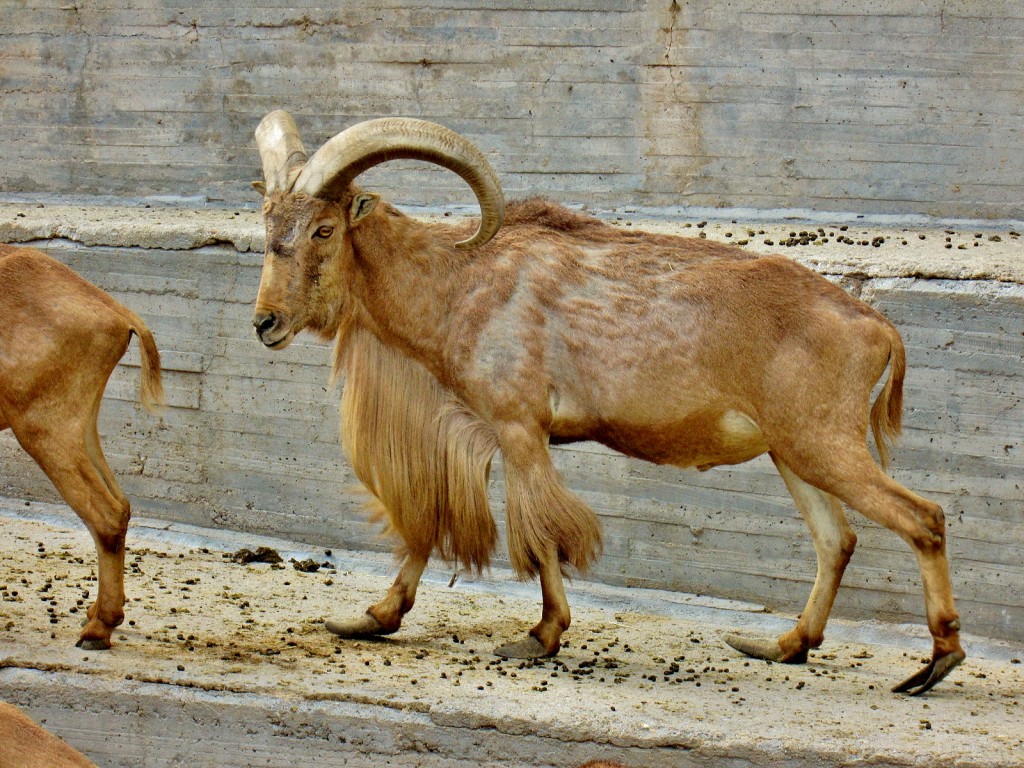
[723,633,807,664]
[492,635,555,659]
[325,612,397,638]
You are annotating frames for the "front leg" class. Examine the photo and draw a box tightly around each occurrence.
[494,541,568,658]
[491,422,601,658]
[326,552,427,638]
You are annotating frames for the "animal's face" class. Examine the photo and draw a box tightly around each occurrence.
[252,191,376,348]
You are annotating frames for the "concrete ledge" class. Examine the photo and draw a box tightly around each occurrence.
[1,200,1023,282]
[2,501,1022,766]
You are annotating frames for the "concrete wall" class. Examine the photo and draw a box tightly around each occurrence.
[0,210,1021,644]
[2,1,1023,218]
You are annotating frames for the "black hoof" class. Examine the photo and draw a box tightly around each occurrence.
[892,649,965,696]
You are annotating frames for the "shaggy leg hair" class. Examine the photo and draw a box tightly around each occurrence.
[337,326,498,571]
[502,451,603,578]
[334,324,601,580]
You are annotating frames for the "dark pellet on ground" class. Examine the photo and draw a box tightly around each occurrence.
[230,547,283,565]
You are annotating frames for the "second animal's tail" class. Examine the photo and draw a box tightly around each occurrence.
[126,313,165,412]
[869,326,906,469]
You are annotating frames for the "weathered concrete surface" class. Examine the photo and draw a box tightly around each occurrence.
[2,2,1023,218]
[0,200,1022,650]
[2,200,1023,282]
[1,500,1022,767]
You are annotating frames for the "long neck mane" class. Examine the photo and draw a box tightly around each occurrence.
[334,322,498,571]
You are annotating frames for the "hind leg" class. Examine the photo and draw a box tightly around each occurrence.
[86,419,130,510]
[778,444,964,694]
[14,415,130,649]
[725,455,856,664]
[79,397,134,644]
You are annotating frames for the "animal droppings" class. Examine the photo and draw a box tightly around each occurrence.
[230,547,283,565]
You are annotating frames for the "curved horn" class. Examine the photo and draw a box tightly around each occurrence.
[293,118,505,250]
[255,110,309,195]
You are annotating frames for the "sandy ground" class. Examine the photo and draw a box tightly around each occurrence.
[1,499,1022,767]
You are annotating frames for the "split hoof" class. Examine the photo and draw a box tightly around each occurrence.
[892,649,965,696]
[493,635,556,659]
[325,612,397,639]
[76,636,112,651]
[77,617,114,650]
[723,633,807,664]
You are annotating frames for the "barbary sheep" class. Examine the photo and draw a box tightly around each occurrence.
[250,111,964,695]
[0,244,164,649]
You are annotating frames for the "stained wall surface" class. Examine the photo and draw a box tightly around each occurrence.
[2,1,1023,217]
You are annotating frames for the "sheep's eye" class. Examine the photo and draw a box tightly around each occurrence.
[313,225,334,239]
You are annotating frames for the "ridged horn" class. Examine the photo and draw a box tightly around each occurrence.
[255,110,309,195]
[293,118,505,250]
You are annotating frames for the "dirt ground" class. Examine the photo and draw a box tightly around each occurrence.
[1,500,1022,767]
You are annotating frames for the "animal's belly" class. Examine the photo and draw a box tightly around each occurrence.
[569,409,769,470]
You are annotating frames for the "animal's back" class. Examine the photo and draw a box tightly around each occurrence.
[0,246,145,420]
[0,244,131,326]
[501,197,759,266]
[470,203,901,469]
[487,202,890,388]
[1,244,134,331]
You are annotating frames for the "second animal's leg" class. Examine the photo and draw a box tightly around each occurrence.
[78,396,136,645]
[15,417,130,650]
[86,420,130,510]
[326,551,428,638]
[724,456,856,664]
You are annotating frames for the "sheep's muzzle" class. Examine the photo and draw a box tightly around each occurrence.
[253,311,293,349]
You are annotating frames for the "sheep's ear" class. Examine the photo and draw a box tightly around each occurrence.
[251,181,267,196]
[350,192,380,226]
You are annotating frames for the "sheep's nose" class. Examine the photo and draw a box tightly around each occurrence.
[253,312,276,335]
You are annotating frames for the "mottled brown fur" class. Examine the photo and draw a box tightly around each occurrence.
[0,245,164,649]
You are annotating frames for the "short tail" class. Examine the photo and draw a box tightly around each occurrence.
[869,327,905,470]
[130,319,165,413]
